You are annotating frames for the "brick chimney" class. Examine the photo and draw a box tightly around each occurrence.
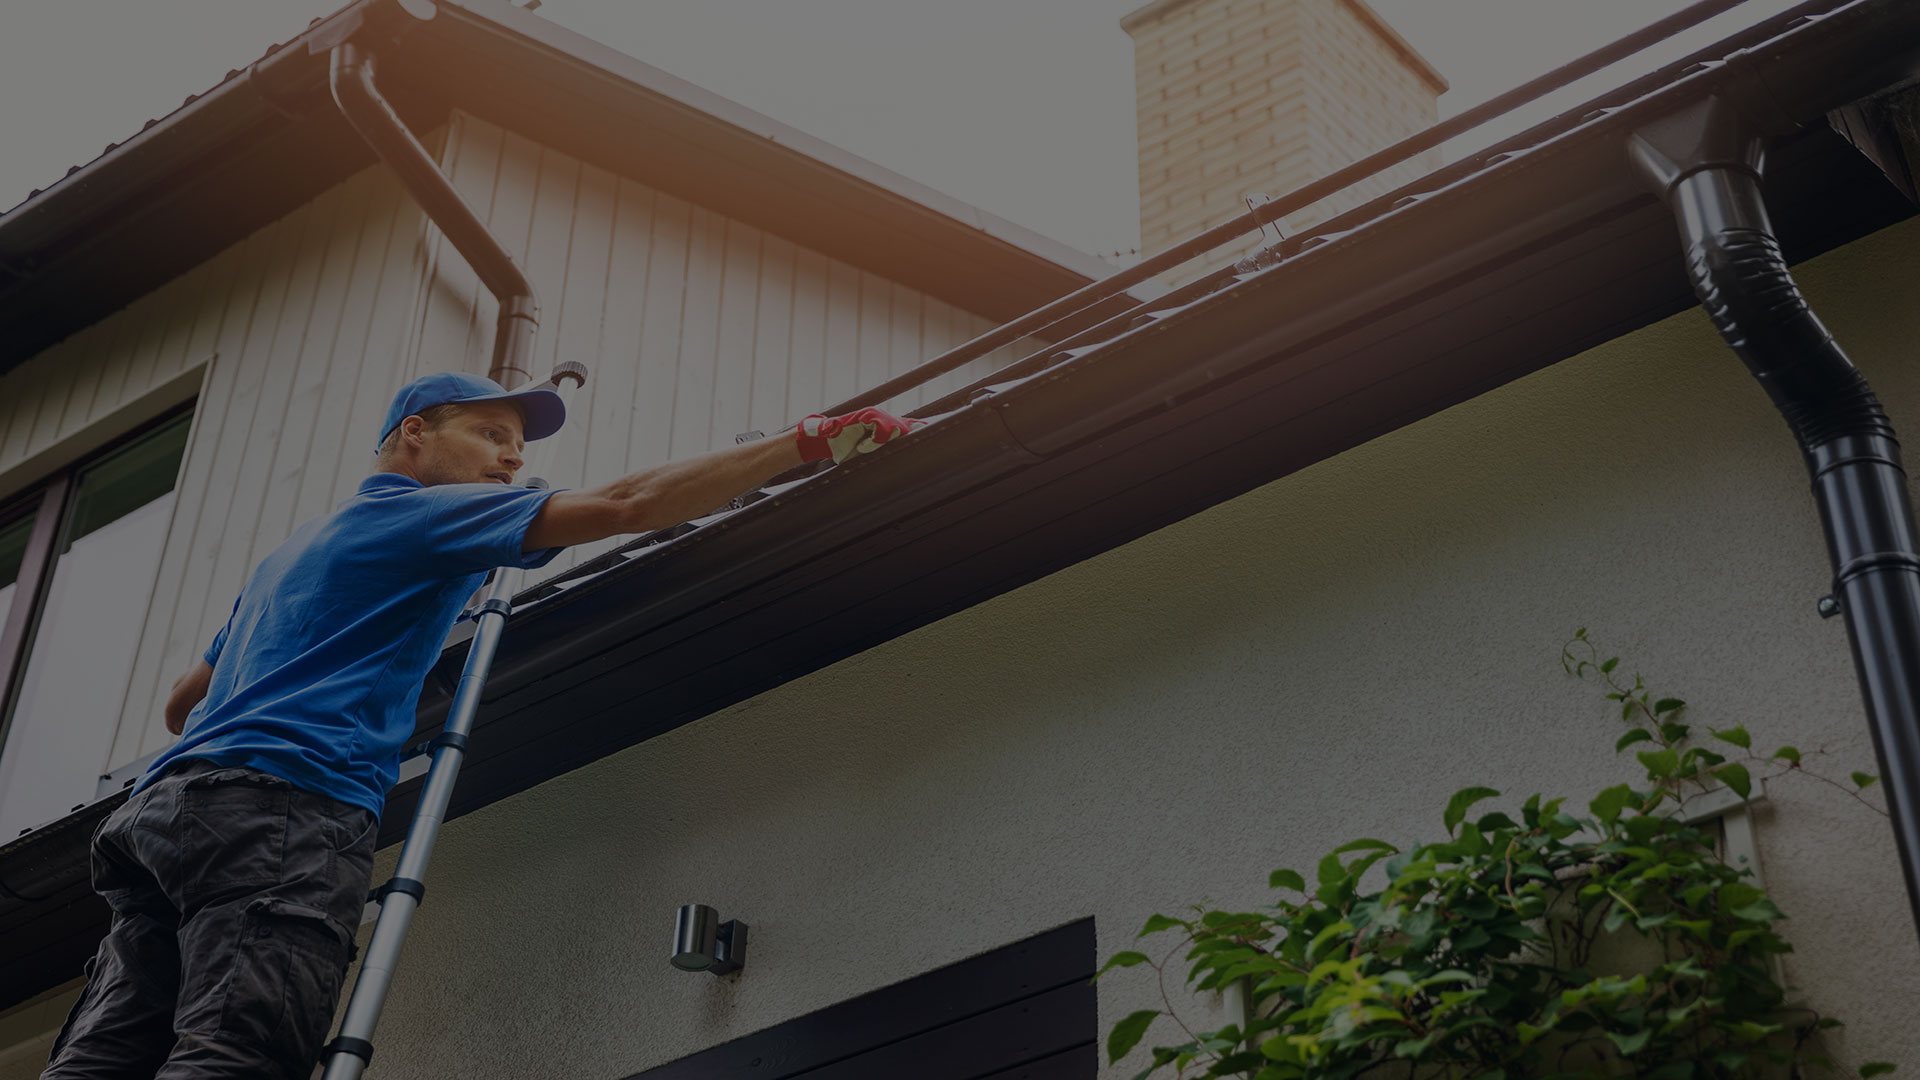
[1122,0,1447,284]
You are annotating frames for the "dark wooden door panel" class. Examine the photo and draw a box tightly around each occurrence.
[629,919,1095,1080]
[793,982,1093,1080]
[974,1044,1095,1080]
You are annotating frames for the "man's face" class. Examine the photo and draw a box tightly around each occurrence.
[413,400,527,486]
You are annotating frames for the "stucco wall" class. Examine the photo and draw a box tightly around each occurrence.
[344,213,1920,1078]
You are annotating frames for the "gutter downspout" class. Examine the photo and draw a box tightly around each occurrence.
[328,38,540,387]
[1631,95,1920,940]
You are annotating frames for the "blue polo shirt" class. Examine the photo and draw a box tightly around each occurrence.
[138,473,563,817]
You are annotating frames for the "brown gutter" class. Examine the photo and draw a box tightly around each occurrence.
[328,37,540,387]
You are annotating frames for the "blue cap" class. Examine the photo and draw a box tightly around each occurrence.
[377,371,566,450]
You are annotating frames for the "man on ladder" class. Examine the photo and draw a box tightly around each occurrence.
[40,369,916,1080]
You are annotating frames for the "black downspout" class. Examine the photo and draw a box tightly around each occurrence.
[328,40,541,388]
[1631,95,1920,939]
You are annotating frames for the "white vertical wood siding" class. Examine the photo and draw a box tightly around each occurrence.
[0,157,440,787]
[415,112,1050,576]
[0,109,1054,798]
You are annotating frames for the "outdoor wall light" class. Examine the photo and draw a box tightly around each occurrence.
[670,903,747,976]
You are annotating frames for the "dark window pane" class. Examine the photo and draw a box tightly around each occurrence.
[0,513,31,593]
[61,412,193,553]
[0,513,31,647]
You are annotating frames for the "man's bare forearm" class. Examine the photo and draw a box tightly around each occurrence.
[525,407,919,551]
[597,433,803,533]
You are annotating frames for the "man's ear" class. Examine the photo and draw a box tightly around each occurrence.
[401,414,428,448]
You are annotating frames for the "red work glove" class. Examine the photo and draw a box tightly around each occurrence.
[795,408,922,464]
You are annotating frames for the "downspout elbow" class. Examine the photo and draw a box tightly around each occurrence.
[1629,96,1889,458]
[328,41,540,386]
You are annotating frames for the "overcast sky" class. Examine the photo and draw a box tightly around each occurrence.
[0,0,1802,260]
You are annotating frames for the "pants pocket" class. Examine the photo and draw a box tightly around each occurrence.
[181,769,291,900]
[215,897,353,1077]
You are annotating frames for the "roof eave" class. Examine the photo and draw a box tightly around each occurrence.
[0,0,1128,376]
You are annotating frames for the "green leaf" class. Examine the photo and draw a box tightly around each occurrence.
[1638,748,1679,779]
[1731,897,1787,923]
[1211,1051,1266,1073]
[1711,724,1751,749]
[1774,745,1802,765]
[1654,697,1686,714]
[1590,783,1636,826]
[1712,762,1753,800]
[1107,1010,1159,1064]
[1860,1064,1898,1078]
[1138,914,1184,938]
[1476,811,1518,831]
[1094,951,1151,980]
[1601,657,1619,673]
[1268,869,1306,893]
[1854,772,1880,789]
[1328,838,1397,856]
[1444,787,1501,836]
[1616,729,1655,752]
[1608,1028,1653,1056]
[1660,722,1690,743]
[1317,852,1345,887]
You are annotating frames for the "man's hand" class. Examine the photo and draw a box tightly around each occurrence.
[796,408,922,464]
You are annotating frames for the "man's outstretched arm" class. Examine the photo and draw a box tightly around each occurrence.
[524,408,917,551]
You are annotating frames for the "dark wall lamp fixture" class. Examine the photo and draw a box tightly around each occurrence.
[671,904,748,976]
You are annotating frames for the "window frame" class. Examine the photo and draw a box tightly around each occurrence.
[0,402,194,739]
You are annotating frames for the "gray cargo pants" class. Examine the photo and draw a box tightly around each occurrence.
[41,759,377,1080]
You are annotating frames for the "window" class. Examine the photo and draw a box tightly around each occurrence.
[0,407,194,839]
